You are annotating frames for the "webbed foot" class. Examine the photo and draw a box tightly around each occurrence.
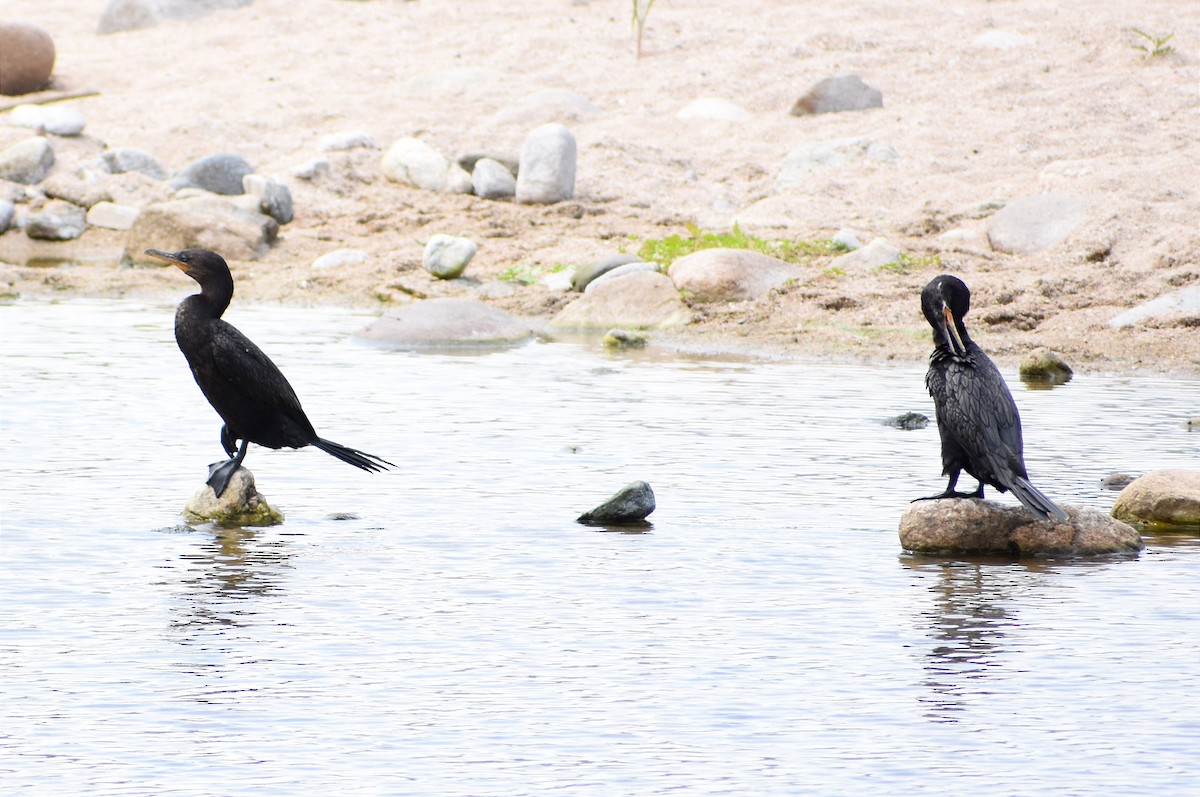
[206,459,241,498]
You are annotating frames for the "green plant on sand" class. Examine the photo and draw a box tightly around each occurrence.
[1129,28,1175,59]
[634,223,846,267]
[632,0,656,59]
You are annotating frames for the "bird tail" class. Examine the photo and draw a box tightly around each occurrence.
[1009,476,1069,523]
[313,438,394,473]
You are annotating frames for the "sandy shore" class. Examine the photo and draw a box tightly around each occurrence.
[2,0,1198,373]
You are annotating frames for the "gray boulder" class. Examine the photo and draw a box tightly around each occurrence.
[667,248,802,303]
[790,75,882,116]
[24,200,88,240]
[571,253,641,292]
[986,194,1088,254]
[0,22,56,95]
[0,137,55,184]
[123,196,278,263]
[471,158,516,200]
[182,467,284,527]
[171,153,254,195]
[516,123,576,205]
[1108,285,1200,329]
[1111,470,1200,532]
[102,147,168,179]
[9,104,86,136]
[578,481,656,525]
[356,298,532,349]
[900,499,1143,556]
[549,271,692,331]
[422,234,477,279]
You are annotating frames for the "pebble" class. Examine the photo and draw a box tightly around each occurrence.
[0,137,55,185]
[171,152,255,195]
[312,248,369,270]
[86,201,139,230]
[830,237,903,272]
[986,194,1088,254]
[790,75,883,116]
[516,123,576,205]
[320,131,378,151]
[24,199,87,240]
[676,98,750,123]
[423,234,477,279]
[101,147,167,179]
[1108,285,1200,329]
[9,104,86,136]
[381,136,470,193]
[577,481,656,525]
[471,158,517,200]
[0,22,56,95]
[242,174,294,224]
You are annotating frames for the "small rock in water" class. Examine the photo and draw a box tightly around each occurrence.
[182,467,284,527]
[24,199,87,240]
[423,234,477,279]
[790,75,883,116]
[602,328,647,348]
[102,147,167,179]
[9,104,86,136]
[0,137,55,185]
[515,123,576,205]
[1110,470,1200,532]
[884,412,928,430]
[471,157,517,200]
[578,481,656,525]
[171,153,255,195]
[1019,347,1073,384]
[1100,472,1137,490]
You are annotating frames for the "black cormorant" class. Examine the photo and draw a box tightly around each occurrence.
[148,248,393,498]
[916,274,1068,522]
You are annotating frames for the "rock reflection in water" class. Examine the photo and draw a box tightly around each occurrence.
[170,525,293,631]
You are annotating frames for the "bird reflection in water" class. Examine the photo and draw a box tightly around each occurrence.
[169,525,293,631]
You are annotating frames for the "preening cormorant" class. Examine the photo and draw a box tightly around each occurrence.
[916,274,1068,523]
[148,248,393,498]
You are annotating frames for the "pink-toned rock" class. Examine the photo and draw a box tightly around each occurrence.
[667,248,803,303]
[0,22,56,96]
[1111,470,1200,532]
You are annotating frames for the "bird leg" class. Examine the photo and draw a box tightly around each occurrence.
[912,472,985,503]
[219,424,239,458]
[206,437,249,499]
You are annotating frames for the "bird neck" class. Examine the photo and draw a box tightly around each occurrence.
[185,277,234,319]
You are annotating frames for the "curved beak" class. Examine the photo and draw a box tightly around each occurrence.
[144,249,189,272]
[940,303,967,357]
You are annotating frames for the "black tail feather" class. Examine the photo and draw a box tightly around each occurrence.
[1008,476,1069,523]
[313,438,394,473]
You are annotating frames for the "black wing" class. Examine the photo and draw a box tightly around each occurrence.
[935,350,1027,489]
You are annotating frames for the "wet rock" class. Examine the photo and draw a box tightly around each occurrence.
[320,131,377,151]
[790,75,882,116]
[584,261,659,293]
[0,137,55,184]
[381,136,471,194]
[578,481,656,525]
[900,499,1143,557]
[775,137,898,190]
[312,248,368,270]
[1108,285,1200,329]
[1101,472,1137,491]
[1111,470,1200,532]
[355,297,533,349]
[0,22,56,95]
[9,104,86,137]
[571,253,641,292]
[1019,347,1073,383]
[490,88,600,127]
[884,412,928,430]
[101,147,168,180]
[602,328,648,348]
[549,271,692,331]
[986,194,1088,254]
[182,467,284,527]
[24,199,87,240]
[422,234,477,279]
[471,158,516,200]
[123,196,278,263]
[676,98,750,123]
[667,248,802,303]
[86,201,139,230]
[170,153,254,195]
[516,123,576,205]
[829,237,902,272]
[241,174,294,224]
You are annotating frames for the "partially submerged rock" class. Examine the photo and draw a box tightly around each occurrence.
[356,297,533,348]
[182,467,284,527]
[549,271,692,331]
[1019,347,1073,384]
[578,481,656,526]
[1111,470,1200,533]
[900,499,1143,557]
[884,412,928,430]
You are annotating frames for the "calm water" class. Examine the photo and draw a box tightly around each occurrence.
[2,298,1198,796]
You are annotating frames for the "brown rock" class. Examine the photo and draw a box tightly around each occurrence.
[0,22,56,96]
[1111,470,1200,532]
[899,499,1143,556]
[667,248,802,303]
[122,196,278,264]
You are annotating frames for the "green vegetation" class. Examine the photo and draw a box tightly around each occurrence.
[633,223,846,267]
[874,252,943,274]
[499,262,570,285]
[632,1,656,60]
[1130,28,1175,59]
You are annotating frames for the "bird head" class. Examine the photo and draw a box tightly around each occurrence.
[145,248,232,287]
[921,274,971,358]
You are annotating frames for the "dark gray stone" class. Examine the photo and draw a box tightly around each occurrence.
[578,481,656,525]
[102,147,168,180]
[25,200,87,240]
[242,174,294,224]
[170,152,254,195]
[1100,473,1136,491]
[790,75,883,116]
[884,412,928,430]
